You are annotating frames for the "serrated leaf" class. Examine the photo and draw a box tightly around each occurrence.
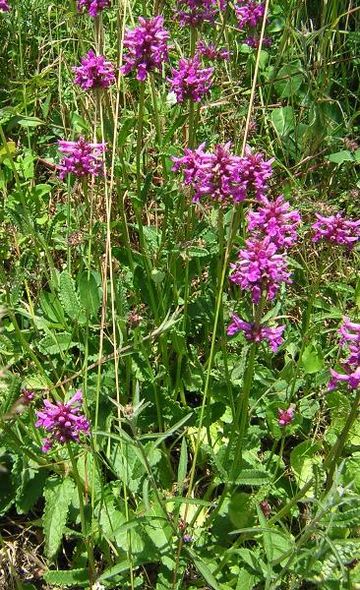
[236,469,270,486]
[43,477,76,559]
[43,568,88,587]
[59,271,85,323]
[38,332,77,356]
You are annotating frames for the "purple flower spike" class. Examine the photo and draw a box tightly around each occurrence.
[121,16,169,81]
[176,0,224,27]
[169,55,213,103]
[36,390,90,452]
[58,137,106,179]
[227,313,285,351]
[0,0,10,11]
[328,317,360,391]
[235,0,265,28]
[311,212,360,248]
[21,389,35,405]
[76,0,110,17]
[73,50,115,90]
[230,236,291,303]
[172,143,244,204]
[196,40,230,61]
[247,195,301,248]
[238,146,274,201]
[278,407,295,427]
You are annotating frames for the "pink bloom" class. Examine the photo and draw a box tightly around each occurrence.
[244,36,272,48]
[172,142,243,204]
[36,390,90,452]
[0,0,10,11]
[73,50,115,90]
[328,317,360,391]
[196,40,230,61]
[230,236,291,303]
[227,313,285,351]
[76,0,110,17]
[168,55,213,103]
[278,407,294,427]
[235,0,265,28]
[121,16,169,81]
[176,0,225,26]
[21,389,35,405]
[247,194,301,248]
[312,212,360,248]
[237,146,274,200]
[58,137,106,179]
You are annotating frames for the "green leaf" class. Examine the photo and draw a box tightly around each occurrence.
[43,477,75,560]
[301,343,324,374]
[177,437,188,493]
[59,271,85,323]
[290,441,322,487]
[274,62,304,98]
[190,553,222,590]
[16,116,44,127]
[270,106,295,136]
[236,469,270,487]
[327,150,354,164]
[38,332,76,356]
[77,271,101,317]
[43,568,89,587]
[98,561,132,581]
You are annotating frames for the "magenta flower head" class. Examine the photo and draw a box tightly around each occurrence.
[196,40,230,61]
[230,236,291,303]
[76,0,110,17]
[36,390,90,452]
[278,406,295,427]
[21,389,35,405]
[172,143,244,204]
[0,0,10,11]
[73,50,115,90]
[227,313,285,352]
[58,137,106,179]
[312,212,360,248]
[328,317,360,391]
[169,55,213,103]
[176,0,222,27]
[235,0,265,28]
[247,195,301,248]
[238,146,274,200]
[121,16,169,81]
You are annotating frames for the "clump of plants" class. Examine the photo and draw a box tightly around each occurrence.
[0,0,359,589]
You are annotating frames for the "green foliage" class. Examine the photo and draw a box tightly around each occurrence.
[0,0,359,588]
[43,476,76,560]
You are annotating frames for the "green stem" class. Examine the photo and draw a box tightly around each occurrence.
[136,82,145,198]
[67,444,95,584]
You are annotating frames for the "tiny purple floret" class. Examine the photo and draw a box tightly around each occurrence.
[278,407,295,427]
[76,0,110,17]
